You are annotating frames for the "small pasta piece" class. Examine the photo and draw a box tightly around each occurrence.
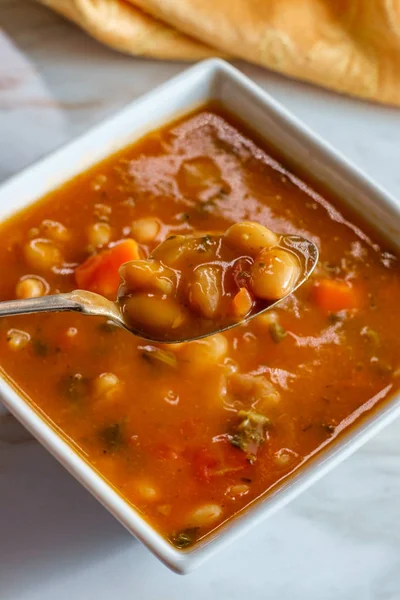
[41,219,70,242]
[224,221,279,256]
[87,222,111,247]
[119,259,174,295]
[179,334,228,370]
[188,264,222,318]
[250,248,300,300]
[225,484,250,500]
[66,327,78,338]
[24,238,63,271]
[7,329,30,351]
[131,217,160,243]
[123,294,186,332]
[93,372,121,398]
[188,503,223,526]
[274,448,299,467]
[16,276,47,299]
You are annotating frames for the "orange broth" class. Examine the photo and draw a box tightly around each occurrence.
[1,107,400,548]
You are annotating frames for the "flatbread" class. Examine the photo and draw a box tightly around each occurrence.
[128,0,400,105]
[38,0,400,105]
[38,0,217,60]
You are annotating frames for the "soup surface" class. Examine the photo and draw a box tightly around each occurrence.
[1,107,400,548]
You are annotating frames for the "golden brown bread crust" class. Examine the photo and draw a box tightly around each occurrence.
[128,0,400,105]
[38,0,217,60]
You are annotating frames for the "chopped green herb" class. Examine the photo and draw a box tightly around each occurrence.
[322,423,335,434]
[100,422,123,450]
[361,327,380,347]
[237,271,251,280]
[32,338,49,356]
[140,345,178,368]
[60,373,88,402]
[196,234,214,253]
[328,313,342,324]
[230,410,271,463]
[269,322,287,343]
[169,527,199,549]
[301,423,313,432]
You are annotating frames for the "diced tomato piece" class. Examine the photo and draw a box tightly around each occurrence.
[191,442,247,482]
[192,447,219,482]
[75,239,141,299]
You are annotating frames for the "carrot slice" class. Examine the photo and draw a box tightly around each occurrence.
[312,279,361,312]
[232,287,253,318]
[75,239,141,299]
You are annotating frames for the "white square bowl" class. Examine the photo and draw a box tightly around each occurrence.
[1,59,400,574]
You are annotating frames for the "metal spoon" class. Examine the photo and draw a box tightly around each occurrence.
[0,234,318,343]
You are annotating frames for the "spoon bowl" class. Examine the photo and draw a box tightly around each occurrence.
[0,233,318,343]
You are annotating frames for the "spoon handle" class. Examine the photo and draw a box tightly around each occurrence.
[0,293,81,318]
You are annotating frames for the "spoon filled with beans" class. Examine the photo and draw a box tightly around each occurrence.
[0,222,318,343]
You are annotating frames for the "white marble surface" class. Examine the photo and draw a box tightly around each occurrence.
[1,1,400,598]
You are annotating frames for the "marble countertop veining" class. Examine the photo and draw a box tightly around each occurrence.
[1,2,400,598]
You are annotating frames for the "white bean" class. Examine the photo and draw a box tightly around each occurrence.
[224,221,278,256]
[87,222,111,247]
[250,248,300,300]
[188,264,221,318]
[136,481,159,501]
[131,218,160,243]
[93,372,120,398]
[123,294,185,332]
[188,503,223,526]
[16,276,47,299]
[179,334,228,371]
[120,260,174,295]
[41,220,70,242]
[24,238,62,271]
